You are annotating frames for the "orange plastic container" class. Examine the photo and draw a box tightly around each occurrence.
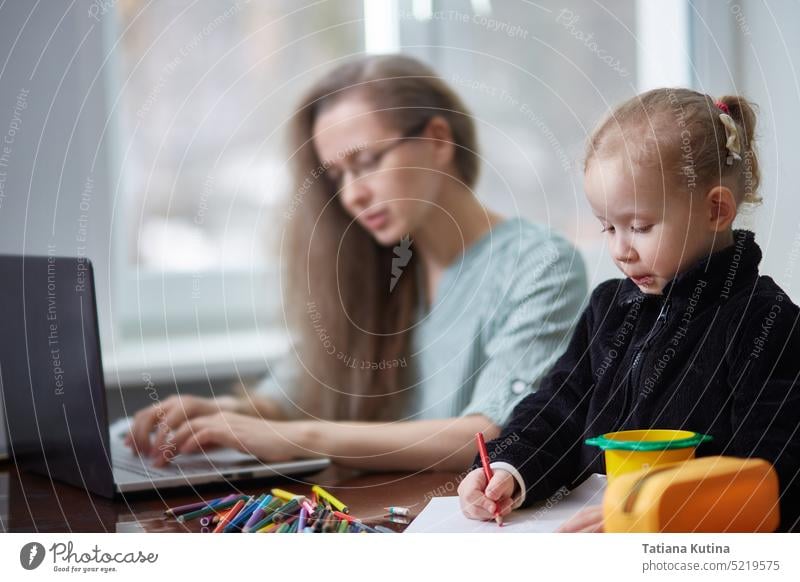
[603,456,780,532]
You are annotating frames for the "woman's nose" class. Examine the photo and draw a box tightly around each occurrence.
[339,173,371,211]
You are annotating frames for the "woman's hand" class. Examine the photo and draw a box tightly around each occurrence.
[457,467,517,521]
[125,394,242,458]
[151,411,312,467]
[556,504,605,532]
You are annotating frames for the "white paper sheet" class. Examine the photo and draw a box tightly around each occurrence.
[404,473,607,533]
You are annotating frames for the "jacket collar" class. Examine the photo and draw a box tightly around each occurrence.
[616,229,762,307]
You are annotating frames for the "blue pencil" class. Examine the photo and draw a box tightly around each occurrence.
[224,494,262,532]
[297,507,307,532]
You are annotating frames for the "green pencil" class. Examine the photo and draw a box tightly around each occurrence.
[176,495,249,522]
[271,498,302,524]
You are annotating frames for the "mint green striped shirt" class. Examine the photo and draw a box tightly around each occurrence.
[257,218,587,426]
[404,218,587,425]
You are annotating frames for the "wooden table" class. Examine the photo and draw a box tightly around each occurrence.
[0,461,460,533]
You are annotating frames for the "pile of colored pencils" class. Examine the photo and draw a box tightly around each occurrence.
[164,485,395,533]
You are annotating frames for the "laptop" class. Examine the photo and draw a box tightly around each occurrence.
[0,254,328,497]
[0,388,6,460]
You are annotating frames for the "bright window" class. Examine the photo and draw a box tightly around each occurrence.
[113,0,688,339]
[114,0,364,336]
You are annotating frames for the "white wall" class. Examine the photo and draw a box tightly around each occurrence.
[690,0,800,302]
[737,1,800,302]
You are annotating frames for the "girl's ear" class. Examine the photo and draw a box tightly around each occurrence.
[425,115,456,168]
[705,185,738,232]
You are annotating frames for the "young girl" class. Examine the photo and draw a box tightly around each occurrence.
[458,88,800,532]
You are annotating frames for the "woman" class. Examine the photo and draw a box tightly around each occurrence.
[126,54,587,472]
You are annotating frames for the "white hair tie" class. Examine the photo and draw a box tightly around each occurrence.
[719,113,742,165]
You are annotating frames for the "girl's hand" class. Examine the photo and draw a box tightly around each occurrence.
[125,394,241,457]
[151,411,309,467]
[556,504,605,532]
[457,467,517,521]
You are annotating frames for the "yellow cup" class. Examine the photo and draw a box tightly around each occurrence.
[585,429,713,482]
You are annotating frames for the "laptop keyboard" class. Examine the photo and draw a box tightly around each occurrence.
[111,440,254,478]
[112,455,177,478]
[108,417,268,483]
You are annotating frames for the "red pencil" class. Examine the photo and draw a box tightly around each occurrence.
[475,432,503,526]
[213,499,246,533]
[332,510,355,523]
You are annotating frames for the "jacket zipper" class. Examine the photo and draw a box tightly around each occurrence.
[631,299,671,370]
[613,298,671,430]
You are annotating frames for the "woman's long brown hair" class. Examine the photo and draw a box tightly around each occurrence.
[283,54,479,421]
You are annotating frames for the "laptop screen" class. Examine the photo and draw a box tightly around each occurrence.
[0,254,115,498]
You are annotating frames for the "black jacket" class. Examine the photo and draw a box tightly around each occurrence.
[482,230,800,531]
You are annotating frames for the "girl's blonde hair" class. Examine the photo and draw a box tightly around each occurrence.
[586,88,761,205]
[284,54,478,421]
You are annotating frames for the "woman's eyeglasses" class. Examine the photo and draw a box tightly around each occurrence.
[322,118,430,190]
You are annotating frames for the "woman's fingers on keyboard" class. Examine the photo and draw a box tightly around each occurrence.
[152,415,211,466]
[129,405,160,456]
[149,396,217,456]
[150,404,187,456]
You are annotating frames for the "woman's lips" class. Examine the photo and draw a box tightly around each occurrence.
[362,209,389,230]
